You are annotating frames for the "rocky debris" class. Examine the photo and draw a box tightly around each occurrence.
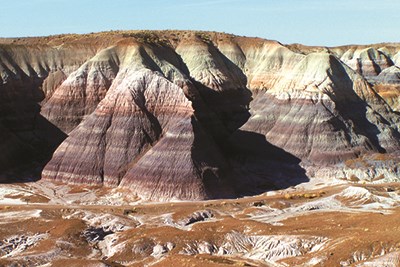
[0,233,47,257]
[307,154,400,183]
[97,237,175,260]
[64,211,135,232]
[8,249,65,266]
[355,251,400,267]
[221,232,327,262]
[0,187,31,205]
[130,238,155,256]
[75,212,130,259]
[180,231,327,263]
[247,185,400,226]
[2,180,400,266]
[97,235,124,259]
[64,211,138,259]
[123,208,136,215]
[181,241,218,255]
[177,210,214,226]
[251,201,266,207]
[0,209,43,224]
[82,227,113,244]
[151,242,175,258]
[335,186,400,208]
[340,249,400,267]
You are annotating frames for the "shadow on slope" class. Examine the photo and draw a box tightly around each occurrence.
[190,117,235,199]
[226,130,309,196]
[0,77,67,183]
[182,41,309,198]
[0,40,311,199]
[327,55,390,153]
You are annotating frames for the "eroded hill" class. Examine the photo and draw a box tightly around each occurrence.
[1,30,399,201]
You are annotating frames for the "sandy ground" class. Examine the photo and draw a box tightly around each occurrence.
[1,178,400,266]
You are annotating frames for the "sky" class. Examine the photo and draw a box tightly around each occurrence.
[0,0,399,46]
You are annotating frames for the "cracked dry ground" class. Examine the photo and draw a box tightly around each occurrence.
[1,181,400,266]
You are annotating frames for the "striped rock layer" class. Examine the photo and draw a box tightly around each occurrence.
[1,31,400,200]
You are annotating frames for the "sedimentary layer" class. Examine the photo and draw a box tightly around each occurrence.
[1,31,400,200]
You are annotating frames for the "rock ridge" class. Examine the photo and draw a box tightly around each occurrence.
[1,31,399,200]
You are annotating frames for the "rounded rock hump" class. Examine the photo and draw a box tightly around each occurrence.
[374,66,400,111]
[176,37,246,91]
[340,47,394,81]
[393,51,400,67]
[239,52,400,168]
[243,42,304,90]
[41,46,121,133]
[377,66,400,84]
[42,68,232,201]
[268,52,375,102]
[42,69,192,183]
[215,40,246,70]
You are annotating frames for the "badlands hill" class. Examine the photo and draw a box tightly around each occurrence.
[0,30,399,201]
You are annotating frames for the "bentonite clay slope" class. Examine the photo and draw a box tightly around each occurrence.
[0,42,99,172]
[43,67,231,200]
[239,52,399,163]
[1,31,400,200]
[40,46,120,133]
